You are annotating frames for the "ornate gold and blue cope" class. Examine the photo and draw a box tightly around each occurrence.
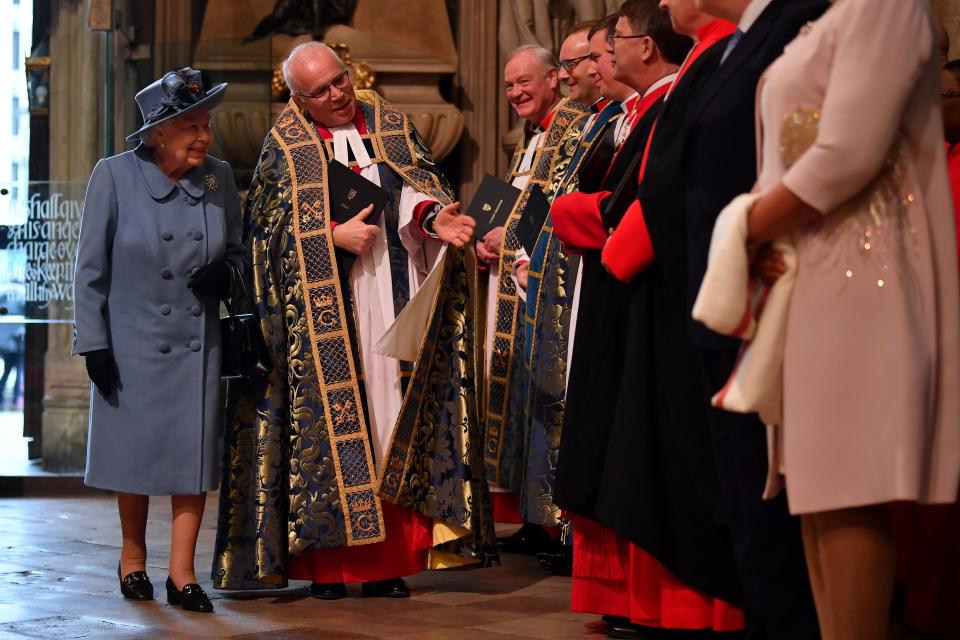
[213,90,497,590]
[482,97,589,493]
[520,99,623,527]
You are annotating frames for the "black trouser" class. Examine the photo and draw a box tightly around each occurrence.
[0,351,21,404]
[699,348,820,640]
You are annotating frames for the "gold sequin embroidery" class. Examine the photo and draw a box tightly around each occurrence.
[780,107,915,289]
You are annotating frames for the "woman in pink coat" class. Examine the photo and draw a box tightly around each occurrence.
[745,0,960,638]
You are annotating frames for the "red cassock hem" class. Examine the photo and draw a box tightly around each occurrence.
[551,191,611,253]
[288,501,433,584]
[490,491,524,524]
[569,515,745,632]
[601,199,655,283]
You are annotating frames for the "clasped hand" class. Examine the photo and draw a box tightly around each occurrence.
[475,226,505,268]
[749,244,786,285]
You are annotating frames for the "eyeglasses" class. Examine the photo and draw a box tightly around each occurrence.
[557,54,590,72]
[606,32,648,47]
[942,90,960,99]
[295,70,351,102]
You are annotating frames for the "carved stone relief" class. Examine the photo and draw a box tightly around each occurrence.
[193,0,464,181]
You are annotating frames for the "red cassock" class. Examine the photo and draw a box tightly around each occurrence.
[569,515,744,631]
[552,25,744,630]
[289,501,434,584]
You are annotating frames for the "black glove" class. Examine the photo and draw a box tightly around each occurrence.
[84,349,118,397]
[187,260,232,300]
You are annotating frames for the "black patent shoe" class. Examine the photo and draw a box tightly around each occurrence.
[309,582,347,600]
[166,576,214,613]
[604,620,650,639]
[361,578,410,598]
[536,544,573,576]
[117,562,154,601]
[497,522,553,554]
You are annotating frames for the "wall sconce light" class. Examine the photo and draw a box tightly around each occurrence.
[24,38,50,116]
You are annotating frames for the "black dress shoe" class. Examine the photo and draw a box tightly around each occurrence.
[497,522,553,554]
[117,562,154,601]
[309,582,347,600]
[536,542,573,576]
[361,578,410,598]
[604,621,650,639]
[166,576,214,613]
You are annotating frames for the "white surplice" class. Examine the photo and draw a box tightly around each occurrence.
[328,123,442,469]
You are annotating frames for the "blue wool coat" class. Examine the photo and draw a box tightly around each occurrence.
[73,146,243,495]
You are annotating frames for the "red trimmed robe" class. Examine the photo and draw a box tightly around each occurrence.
[552,26,744,628]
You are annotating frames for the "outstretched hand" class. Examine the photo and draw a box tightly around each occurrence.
[432,202,475,248]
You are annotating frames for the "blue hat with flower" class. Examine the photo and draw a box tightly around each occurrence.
[126,67,227,142]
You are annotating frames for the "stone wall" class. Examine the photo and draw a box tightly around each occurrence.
[934,0,960,60]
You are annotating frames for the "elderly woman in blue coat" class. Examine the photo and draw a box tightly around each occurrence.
[73,68,242,613]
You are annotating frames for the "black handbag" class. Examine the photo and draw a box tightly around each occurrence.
[220,266,272,380]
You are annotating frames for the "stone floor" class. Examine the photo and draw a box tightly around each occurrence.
[0,492,934,639]
[0,492,609,639]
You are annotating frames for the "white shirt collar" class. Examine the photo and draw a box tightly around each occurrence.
[329,122,372,168]
[739,0,775,33]
[644,73,677,98]
[620,92,639,113]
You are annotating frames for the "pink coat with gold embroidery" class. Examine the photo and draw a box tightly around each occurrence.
[758,0,960,514]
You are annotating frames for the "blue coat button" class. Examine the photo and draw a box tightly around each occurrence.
[192,230,204,240]
[189,340,202,352]
[190,305,202,316]
[159,342,171,354]
[160,268,173,280]
[160,304,171,316]
[161,231,173,241]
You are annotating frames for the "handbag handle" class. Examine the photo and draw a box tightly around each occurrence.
[224,262,253,319]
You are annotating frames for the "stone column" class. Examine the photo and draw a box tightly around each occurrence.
[42,0,105,472]
[456,0,500,203]
[154,0,195,76]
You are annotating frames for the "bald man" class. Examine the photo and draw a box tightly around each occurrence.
[213,42,496,600]
[558,23,601,105]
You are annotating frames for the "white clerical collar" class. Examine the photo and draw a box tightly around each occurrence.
[328,122,373,168]
[644,73,677,98]
[739,0,774,33]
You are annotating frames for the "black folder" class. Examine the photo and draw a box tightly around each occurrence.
[327,159,390,226]
[467,174,521,239]
[515,185,551,256]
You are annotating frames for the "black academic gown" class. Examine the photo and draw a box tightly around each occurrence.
[555,99,663,518]
[595,41,742,605]
[677,2,829,638]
